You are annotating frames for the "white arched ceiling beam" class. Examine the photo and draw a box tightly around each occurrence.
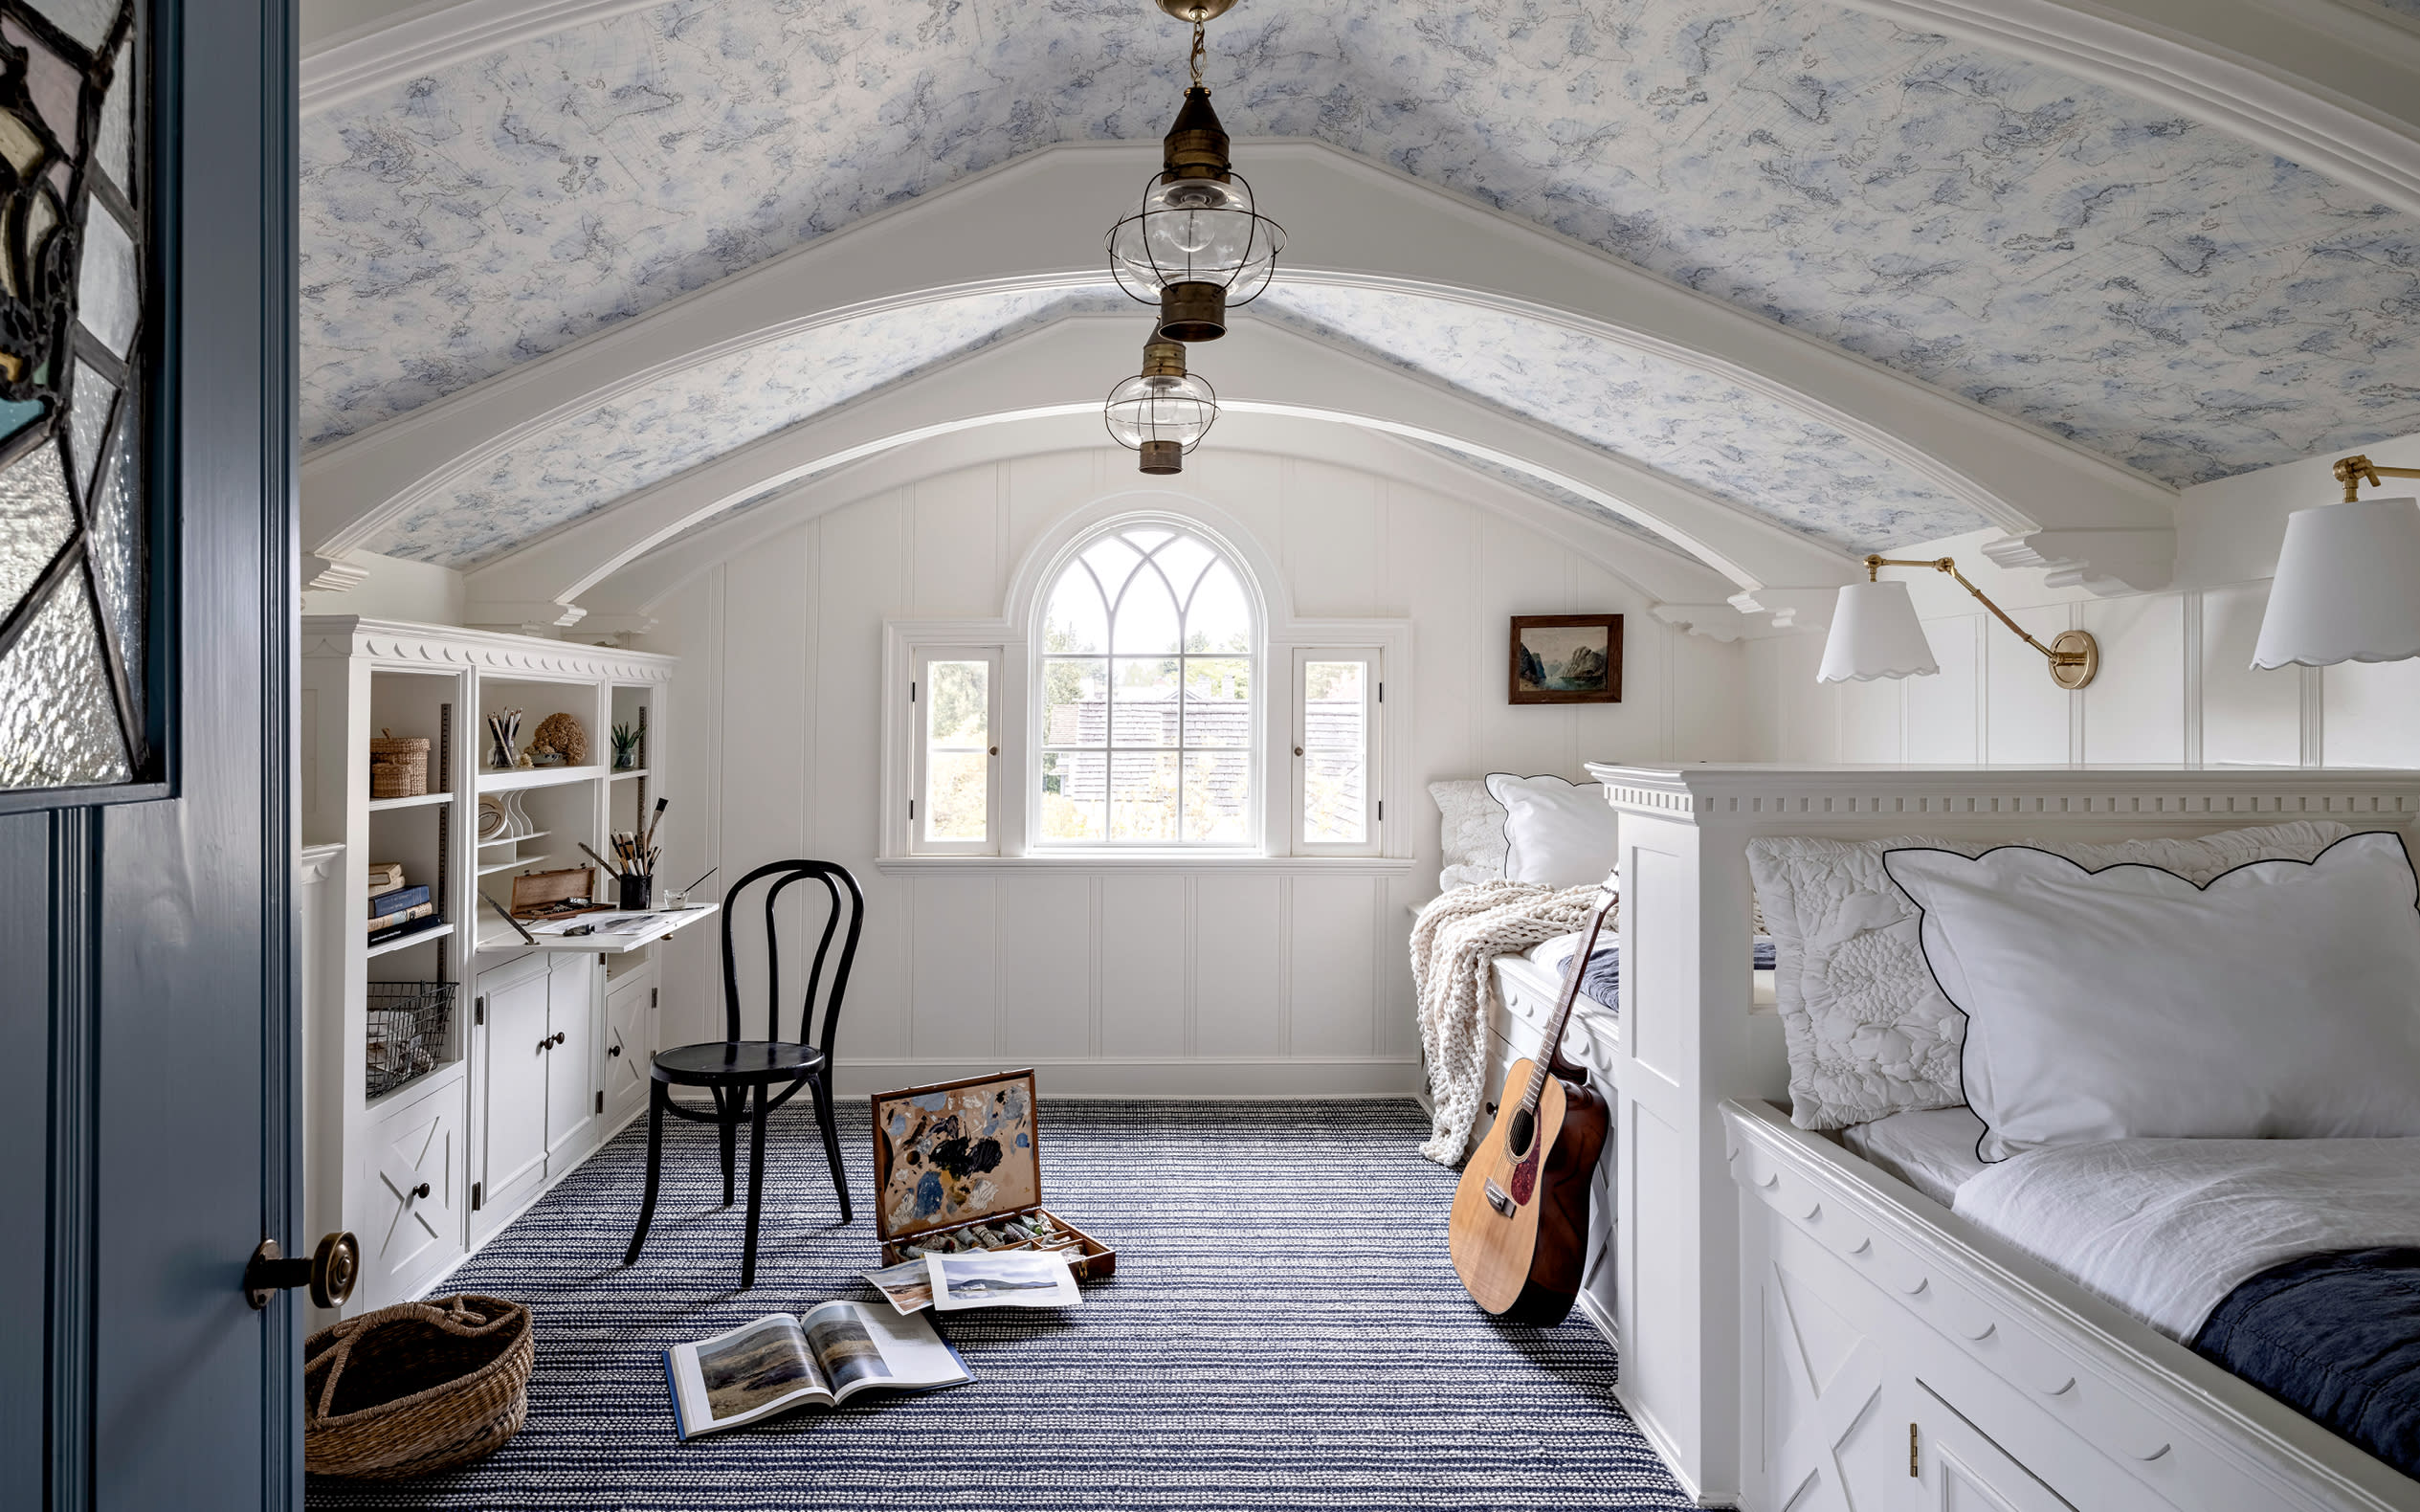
[301,0,661,116]
[302,143,2178,594]
[570,411,1757,640]
[1834,0,2420,221]
[457,314,1852,629]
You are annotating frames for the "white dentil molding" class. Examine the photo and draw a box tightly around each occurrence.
[1832,0,2420,220]
[299,614,676,680]
[455,314,1861,629]
[303,143,2176,588]
[300,0,663,116]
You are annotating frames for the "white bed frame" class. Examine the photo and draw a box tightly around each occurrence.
[1581,763,2420,1510]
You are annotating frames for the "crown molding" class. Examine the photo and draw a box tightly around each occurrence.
[299,613,676,679]
[301,0,660,116]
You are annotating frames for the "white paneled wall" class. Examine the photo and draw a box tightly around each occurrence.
[1749,533,2420,771]
[638,438,1746,1096]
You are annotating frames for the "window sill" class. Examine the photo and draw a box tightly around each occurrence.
[876,854,1416,875]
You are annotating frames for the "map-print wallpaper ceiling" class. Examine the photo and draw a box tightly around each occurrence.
[303,0,2420,562]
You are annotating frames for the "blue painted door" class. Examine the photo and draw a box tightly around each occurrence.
[0,0,297,1504]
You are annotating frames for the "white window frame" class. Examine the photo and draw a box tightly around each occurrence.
[1026,517,1265,856]
[1291,646,1384,857]
[899,643,1002,856]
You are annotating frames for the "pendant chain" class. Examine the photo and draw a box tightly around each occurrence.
[1189,20,1207,86]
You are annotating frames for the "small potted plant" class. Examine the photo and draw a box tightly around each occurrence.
[611,723,640,771]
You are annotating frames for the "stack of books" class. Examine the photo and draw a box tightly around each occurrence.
[368,870,440,945]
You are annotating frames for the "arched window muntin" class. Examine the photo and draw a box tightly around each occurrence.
[1032,515,1263,849]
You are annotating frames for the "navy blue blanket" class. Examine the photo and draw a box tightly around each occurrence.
[1554,938,1777,1011]
[2191,1247,2420,1479]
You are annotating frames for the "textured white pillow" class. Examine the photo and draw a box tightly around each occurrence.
[1885,834,2420,1162]
[1430,780,1509,891]
[1747,820,2352,1129]
[1484,773,1620,889]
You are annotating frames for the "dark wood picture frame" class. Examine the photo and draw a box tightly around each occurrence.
[1508,613,1624,704]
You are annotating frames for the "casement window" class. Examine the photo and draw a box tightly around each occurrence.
[1032,523,1258,849]
[1293,648,1381,855]
[909,647,1000,854]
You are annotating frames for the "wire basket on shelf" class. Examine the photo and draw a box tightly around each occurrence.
[366,981,455,1099]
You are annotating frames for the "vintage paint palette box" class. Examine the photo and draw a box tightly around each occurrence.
[870,1069,1116,1281]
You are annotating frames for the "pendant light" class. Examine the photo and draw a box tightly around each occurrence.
[1104,334,1218,475]
[1106,0,1284,343]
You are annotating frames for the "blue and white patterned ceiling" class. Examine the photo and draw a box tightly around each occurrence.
[305,0,2420,566]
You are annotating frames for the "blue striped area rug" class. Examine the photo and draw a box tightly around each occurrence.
[310,1099,1693,1510]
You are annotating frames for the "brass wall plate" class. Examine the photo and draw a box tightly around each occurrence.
[2050,629,2098,690]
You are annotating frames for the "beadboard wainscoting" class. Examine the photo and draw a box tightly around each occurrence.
[633,431,1746,1095]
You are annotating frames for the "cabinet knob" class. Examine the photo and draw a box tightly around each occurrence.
[607,1043,621,1057]
[553,1031,567,1047]
[410,1182,431,1200]
[538,1037,550,1054]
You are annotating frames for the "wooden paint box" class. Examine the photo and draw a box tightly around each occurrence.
[870,1069,1117,1281]
[507,864,604,920]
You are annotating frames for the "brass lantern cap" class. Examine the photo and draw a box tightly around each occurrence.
[1162,85,1231,178]
[1159,281,1227,342]
[1141,338,1188,377]
[1139,439,1185,475]
[1154,0,1235,21]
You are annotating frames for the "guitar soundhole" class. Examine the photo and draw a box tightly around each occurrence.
[1504,1107,1535,1159]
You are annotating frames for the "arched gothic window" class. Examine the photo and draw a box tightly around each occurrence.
[1035,523,1256,846]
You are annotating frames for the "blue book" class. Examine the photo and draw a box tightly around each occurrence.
[368,884,429,918]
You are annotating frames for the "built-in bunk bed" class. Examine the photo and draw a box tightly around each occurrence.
[1587,763,2420,1512]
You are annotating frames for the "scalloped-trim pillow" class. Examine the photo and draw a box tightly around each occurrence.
[1748,820,2353,1129]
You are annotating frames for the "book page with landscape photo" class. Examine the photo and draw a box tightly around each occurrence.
[669,1315,830,1438]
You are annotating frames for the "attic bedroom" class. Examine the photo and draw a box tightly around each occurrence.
[8,0,2420,1508]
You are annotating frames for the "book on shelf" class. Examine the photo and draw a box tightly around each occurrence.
[366,907,441,945]
[367,883,430,918]
[662,1302,967,1440]
[366,861,407,894]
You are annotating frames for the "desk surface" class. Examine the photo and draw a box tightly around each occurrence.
[512,901,719,953]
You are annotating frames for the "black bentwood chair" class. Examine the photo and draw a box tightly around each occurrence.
[623,859,861,1288]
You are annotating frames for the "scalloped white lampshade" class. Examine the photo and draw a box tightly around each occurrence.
[1818,580,1940,683]
[2253,496,2420,670]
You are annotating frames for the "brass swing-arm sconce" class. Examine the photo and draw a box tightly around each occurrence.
[2332,453,2420,501]
[1862,554,2100,690]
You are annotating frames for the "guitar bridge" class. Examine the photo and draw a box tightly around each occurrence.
[1483,1180,1516,1217]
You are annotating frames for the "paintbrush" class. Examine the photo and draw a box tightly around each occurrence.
[577,841,620,878]
[640,796,667,853]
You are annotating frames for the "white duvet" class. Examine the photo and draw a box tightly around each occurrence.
[1952,1137,2420,1340]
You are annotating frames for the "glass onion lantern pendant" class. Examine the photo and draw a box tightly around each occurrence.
[1105,335,1218,475]
[1107,1,1285,343]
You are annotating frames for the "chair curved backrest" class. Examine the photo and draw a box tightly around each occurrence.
[718,860,864,1058]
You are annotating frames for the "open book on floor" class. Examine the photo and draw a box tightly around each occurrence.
[862,1249,1084,1315]
[663,1301,968,1440]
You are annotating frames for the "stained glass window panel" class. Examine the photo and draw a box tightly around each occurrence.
[76,202,137,356]
[0,436,71,614]
[86,402,138,729]
[28,0,113,50]
[96,36,127,192]
[67,358,109,496]
[0,574,128,786]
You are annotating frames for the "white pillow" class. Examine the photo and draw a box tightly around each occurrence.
[1483,773,1620,889]
[1430,779,1509,891]
[1747,821,2352,1129]
[1885,834,2420,1162]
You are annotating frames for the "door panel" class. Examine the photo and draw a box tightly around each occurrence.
[1917,1385,2077,1511]
[364,1085,462,1303]
[480,970,551,1204]
[545,956,596,1161]
[604,974,652,1123]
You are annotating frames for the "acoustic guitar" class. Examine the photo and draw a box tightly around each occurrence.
[1448,886,1614,1324]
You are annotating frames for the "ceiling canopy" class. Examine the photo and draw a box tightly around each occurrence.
[300,0,2420,584]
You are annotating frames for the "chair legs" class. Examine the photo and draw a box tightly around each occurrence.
[623,1079,669,1267]
[715,1086,738,1207]
[739,1080,773,1289]
[809,1072,853,1225]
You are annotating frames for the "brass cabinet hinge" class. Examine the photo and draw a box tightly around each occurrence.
[1909,1423,1919,1478]
[470,1182,483,1212]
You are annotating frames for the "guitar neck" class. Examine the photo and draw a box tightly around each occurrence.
[1520,890,1614,1113]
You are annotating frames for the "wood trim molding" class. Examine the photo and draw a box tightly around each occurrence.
[1586,761,2420,822]
[298,615,676,680]
[1832,0,2420,221]
[300,0,662,117]
[47,810,94,1512]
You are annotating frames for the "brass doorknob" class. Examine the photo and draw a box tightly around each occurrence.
[244,1232,360,1310]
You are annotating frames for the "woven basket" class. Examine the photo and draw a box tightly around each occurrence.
[368,731,431,800]
[303,1295,533,1479]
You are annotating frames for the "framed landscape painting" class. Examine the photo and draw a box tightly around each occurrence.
[1509,614,1623,704]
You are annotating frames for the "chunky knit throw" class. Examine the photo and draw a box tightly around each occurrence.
[1410,880,1605,1166]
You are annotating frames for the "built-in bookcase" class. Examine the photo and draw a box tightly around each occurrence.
[300,618,676,1316]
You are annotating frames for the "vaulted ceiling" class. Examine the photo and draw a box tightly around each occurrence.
[300,0,2420,610]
